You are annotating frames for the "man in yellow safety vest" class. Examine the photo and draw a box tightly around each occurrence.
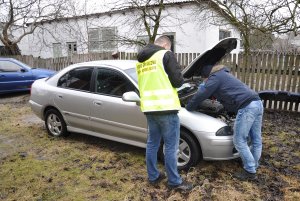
[136,35,193,192]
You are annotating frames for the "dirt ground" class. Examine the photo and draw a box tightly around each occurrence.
[0,93,299,201]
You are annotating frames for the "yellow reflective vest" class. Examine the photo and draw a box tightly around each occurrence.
[136,50,181,112]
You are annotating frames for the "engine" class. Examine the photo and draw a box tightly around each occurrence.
[177,78,235,125]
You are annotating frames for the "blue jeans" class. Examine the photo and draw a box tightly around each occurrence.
[145,113,182,186]
[233,100,264,173]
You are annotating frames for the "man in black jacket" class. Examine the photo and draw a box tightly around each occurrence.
[136,35,193,192]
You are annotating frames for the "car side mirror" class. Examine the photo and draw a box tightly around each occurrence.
[122,91,140,105]
[20,68,26,73]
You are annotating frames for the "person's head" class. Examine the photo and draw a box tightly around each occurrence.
[154,35,172,50]
[200,64,214,78]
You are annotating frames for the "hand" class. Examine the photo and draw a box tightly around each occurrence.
[211,96,216,103]
[199,82,205,90]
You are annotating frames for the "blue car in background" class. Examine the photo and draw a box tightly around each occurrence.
[0,58,56,94]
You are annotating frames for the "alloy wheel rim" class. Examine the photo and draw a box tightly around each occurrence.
[47,114,62,136]
[177,139,191,167]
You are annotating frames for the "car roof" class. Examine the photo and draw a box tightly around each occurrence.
[47,60,138,86]
[0,57,31,69]
[0,57,14,60]
[72,60,138,71]
[0,57,20,62]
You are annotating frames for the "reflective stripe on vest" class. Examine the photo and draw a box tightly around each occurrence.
[136,50,181,112]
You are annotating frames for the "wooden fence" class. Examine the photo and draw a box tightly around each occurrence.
[8,51,300,111]
[222,53,300,112]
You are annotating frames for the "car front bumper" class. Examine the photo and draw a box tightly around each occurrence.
[194,130,239,160]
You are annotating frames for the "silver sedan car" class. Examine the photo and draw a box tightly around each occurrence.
[29,38,239,170]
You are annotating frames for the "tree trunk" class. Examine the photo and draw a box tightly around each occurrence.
[0,43,21,56]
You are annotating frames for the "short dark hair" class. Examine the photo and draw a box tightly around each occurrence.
[154,35,171,47]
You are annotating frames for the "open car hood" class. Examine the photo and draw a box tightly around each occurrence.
[182,37,238,79]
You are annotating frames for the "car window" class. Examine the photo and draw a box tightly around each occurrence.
[124,68,138,84]
[0,61,22,72]
[57,67,93,91]
[96,68,136,97]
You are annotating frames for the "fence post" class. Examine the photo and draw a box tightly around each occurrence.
[291,55,300,93]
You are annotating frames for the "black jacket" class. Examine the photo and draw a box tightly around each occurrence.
[137,44,184,114]
[137,44,183,88]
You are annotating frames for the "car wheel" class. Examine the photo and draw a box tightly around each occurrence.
[45,109,68,137]
[177,130,201,170]
[159,130,202,171]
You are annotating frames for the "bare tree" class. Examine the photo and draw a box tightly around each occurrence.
[193,0,300,54]
[0,0,68,55]
[273,32,300,53]
[28,0,186,56]
[259,0,300,35]
[104,0,187,47]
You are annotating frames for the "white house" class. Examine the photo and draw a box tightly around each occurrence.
[22,1,241,58]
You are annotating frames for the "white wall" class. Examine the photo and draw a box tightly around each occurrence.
[24,3,241,58]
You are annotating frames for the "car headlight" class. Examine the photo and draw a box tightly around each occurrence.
[216,126,233,136]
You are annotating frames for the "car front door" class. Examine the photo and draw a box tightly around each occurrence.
[0,60,33,93]
[90,67,147,146]
[54,67,94,130]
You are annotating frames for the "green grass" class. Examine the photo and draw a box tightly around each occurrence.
[0,97,299,201]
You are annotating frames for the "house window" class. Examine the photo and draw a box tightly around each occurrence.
[88,28,100,51]
[67,42,77,56]
[88,27,117,52]
[163,32,176,52]
[219,30,231,40]
[53,43,62,58]
[137,35,149,46]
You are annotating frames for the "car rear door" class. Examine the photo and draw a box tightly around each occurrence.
[0,60,33,92]
[90,67,147,145]
[54,67,94,131]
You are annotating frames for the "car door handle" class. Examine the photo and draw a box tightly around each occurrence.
[93,101,102,106]
[57,95,63,99]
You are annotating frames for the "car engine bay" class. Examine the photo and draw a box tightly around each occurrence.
[178,77,236,126]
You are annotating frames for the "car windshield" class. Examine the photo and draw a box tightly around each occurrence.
[124,68,137,84]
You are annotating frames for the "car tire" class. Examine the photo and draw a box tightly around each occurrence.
[177,130,202,170]
[159,129,202,171]
[45,109,68,137]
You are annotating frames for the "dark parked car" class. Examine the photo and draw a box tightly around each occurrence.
[0,58,56,94]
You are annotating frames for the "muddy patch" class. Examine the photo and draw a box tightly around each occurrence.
[0,135,19,159]
[0,92,30,107]
[21,114,44,125]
